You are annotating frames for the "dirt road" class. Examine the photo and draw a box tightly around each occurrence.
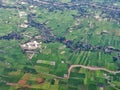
[67,65,120,79]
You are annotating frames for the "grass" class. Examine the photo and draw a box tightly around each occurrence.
[0,8,19,36]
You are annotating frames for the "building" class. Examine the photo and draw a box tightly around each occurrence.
[21,41,42,51]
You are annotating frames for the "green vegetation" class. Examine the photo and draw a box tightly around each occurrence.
[0,0,120,90]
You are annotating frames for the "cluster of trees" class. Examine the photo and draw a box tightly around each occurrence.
[22,67,37,74]
[0,32,23,40]
[57,36,120,61]
[27,14,55,42]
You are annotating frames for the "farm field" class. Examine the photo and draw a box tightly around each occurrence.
[0,0,120,90]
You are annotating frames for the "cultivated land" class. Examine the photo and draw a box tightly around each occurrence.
[0,0,120,90]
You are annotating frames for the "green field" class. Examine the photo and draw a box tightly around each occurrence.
[0,0,120,90]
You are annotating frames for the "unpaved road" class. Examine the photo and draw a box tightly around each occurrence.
[67,65,120,79]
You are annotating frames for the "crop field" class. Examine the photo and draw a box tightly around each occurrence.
[0,0,120,90]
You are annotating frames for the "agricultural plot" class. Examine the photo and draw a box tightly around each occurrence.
[0,0,120,90]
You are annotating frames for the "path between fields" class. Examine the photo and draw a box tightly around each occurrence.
[67,65,120,79]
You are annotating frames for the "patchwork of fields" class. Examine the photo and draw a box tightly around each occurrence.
[0,0,120,90]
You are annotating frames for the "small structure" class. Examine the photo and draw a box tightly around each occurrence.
[107,46,115,50]
[94,15,102,21]
[37,78,44,84]
[101,30,109,35]
[35,35,42,39]
[20,2,27,5]
[64,74,68,78]
[21,41,42,51]
[19,11,27,18]
[100,87,104,90]
[60,51,65,54]
[50,61,56,66]
[18,80,27,86]
[61,61,64,63]
[19,24,28,28]
[104,48,112,54]
[36,60,42,63]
